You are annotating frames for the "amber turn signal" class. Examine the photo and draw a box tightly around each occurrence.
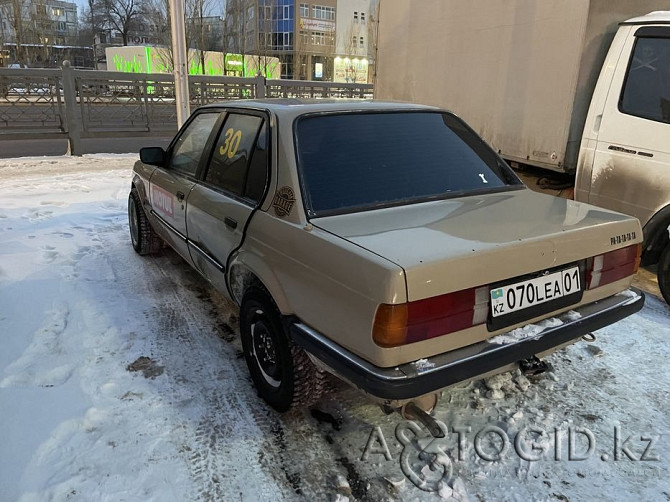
[372,303,408,347]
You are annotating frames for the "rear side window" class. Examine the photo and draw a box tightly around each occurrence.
[620,36,670,123]
[295,112,519,216]
[204,113,264,199]
[244,122,269,202]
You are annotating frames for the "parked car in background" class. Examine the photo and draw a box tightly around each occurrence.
[574,12,670,305]
[127,100,644,431]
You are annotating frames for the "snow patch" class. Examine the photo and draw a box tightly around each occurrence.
[563,309,582,321]
[1,304,74,388]
[616,289,640,299]
[413,358,435,371]
[488,317,564,345]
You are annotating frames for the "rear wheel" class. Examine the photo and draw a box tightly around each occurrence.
[658,243,670,305]
[128,188,162,255]
[240,287,325,412]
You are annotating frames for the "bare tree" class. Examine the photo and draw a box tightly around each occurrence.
[224,0,251,74]
[292,23,310,80]
[99,0,144,46]
[79,0,105,46]
[142,0,217,75]
[367,0,379,83]
[186,0,215,74]
[29,0,52,64]
[6,0,28,64]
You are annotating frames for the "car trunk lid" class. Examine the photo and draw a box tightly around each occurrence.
[311,189,641,302]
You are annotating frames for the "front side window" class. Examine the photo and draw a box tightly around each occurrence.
[204,114,265,199]
[620,36,670,123]
[168,112,219,177]
[295,112,520,216]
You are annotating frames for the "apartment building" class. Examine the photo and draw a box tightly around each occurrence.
[0,0,79,66]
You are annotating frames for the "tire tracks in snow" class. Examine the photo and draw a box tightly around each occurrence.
[112,247,291,501]
[114,244,384,501]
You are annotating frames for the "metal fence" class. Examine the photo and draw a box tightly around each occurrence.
[0,62,374,155]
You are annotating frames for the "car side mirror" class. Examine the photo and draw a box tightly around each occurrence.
[140,147,166,166]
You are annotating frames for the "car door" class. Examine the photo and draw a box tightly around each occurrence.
[187,110,270,294]
[588,27,670,228]
[148,110,221,263]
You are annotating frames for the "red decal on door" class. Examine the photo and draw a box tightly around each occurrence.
[151,185,174,218]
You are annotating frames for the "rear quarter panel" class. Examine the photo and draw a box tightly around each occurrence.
[239,211,407,365]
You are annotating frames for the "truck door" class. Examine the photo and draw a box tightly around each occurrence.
[186,111,270,294]
[588,26,670,228]
[148,111,220,263]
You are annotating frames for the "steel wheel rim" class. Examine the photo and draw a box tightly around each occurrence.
[250,312,281,388]
[129,197,139,246]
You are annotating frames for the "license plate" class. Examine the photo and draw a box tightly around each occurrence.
[490,266,581,317]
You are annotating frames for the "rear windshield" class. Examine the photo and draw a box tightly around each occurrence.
[295,111,521,216]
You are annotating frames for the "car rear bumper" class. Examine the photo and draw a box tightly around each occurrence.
[289,289,645,401]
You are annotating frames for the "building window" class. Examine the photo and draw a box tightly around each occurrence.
[283,5,290,19]
[353,11,358,20]
[312,5,334,21]
[300,30,309,45]
[300,3,308,18]
[352,36,357,47]
[52,8,62,16]
[361,12,365,23]
[312,31,325,45]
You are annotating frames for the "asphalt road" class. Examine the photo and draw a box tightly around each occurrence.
[0,136,173,158]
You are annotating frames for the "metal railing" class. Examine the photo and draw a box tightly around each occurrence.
[0,68,65,137]
[0,63,374,155]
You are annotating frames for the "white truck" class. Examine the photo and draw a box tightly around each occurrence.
[375,2,670,304]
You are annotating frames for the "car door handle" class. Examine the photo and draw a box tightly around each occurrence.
[176,191,185,201]
[224,217,237,230]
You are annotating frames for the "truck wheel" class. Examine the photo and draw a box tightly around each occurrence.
[658,243,670,305]
[240,288,325,412]
[128,188,162,255]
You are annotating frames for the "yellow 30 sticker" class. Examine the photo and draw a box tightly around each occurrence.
[219,128,242,159]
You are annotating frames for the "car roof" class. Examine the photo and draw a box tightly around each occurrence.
[623,11,670,25]
[198,99,441,119]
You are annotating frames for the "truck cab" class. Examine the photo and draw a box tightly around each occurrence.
[576,11,670,303]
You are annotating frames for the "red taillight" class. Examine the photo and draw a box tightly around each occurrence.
[373,286,489,347]
[586,244,641,290]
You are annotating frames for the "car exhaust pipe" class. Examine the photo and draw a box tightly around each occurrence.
[400,394,444,438]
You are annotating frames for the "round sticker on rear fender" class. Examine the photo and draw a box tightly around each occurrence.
[272,186,295,217]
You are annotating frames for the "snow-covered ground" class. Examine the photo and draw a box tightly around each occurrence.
[0,155,668,501]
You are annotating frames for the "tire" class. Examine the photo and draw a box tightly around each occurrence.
[240,287,326,412]
[658,243,670,305]
[128,188,162,255]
